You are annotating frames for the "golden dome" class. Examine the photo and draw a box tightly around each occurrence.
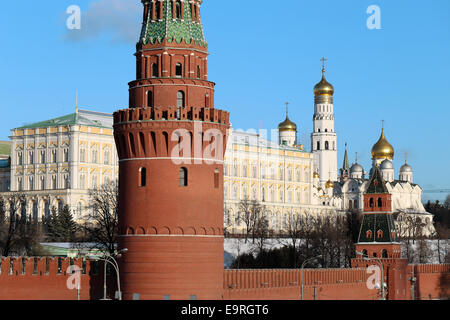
[325,179,334,189]
[278,115,297,132]
[314,69,334,96]
[313,171,320,179]
[371,128,394,160]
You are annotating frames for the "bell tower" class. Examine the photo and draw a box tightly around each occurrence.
[113,0,230,300]
[311,58,338,186]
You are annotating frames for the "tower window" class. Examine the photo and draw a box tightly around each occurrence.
[156,2,161,19]
[325,141,329,150]
[377,230,383,239]
[152,63,158,77]
[378,197,382,208]
[175,1,182,19]
[139,167,147,187]
[197,65,201,79]
[382,249,388,258]
[317,141,320,151]
[175,63,183,77]
[366,230,373,239]
[179,167,188,187]
[369,197,374,208]
[214,169,220,189]
[177,90,185,108]
[147,91,154,107]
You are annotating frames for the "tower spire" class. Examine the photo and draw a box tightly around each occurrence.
[343,143,349,171]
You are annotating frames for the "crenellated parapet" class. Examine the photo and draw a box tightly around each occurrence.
[114,106,229,125]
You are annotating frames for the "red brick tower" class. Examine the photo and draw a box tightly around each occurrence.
[113,0,230,300]
[352,165,408,299]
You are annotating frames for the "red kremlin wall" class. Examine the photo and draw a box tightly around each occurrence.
[0,256,448,300]
[0,257,116,300]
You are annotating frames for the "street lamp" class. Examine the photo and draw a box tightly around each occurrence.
[100,248,128,300]
[301,255,322,300]
[356,251,386,300]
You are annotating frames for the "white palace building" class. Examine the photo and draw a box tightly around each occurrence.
[0,66,435,236]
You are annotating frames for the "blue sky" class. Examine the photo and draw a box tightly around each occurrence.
[0,0,449,201]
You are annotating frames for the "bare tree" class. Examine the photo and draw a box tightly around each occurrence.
[0,193,44,257]
[434,223,449,264]
[236,199,265,244]
[277,211,304,267]
[82,181,119,255]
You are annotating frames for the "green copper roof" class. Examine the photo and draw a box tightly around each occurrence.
[366,165,389,194]
[358,213,398,243]
[16,111,111,130]
[140,0,206,47]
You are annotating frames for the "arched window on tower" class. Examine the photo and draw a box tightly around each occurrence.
[382,249,388,258]
[325,141,329,150]
[317,141,320,151]
[197,65,201,79]
[147,91,153,108]
[179,167,188,187]
[369,197,374,208]
[175,63,183,77]
[152,63,158,78]
[378,197,383,208]
[177,91,185,108]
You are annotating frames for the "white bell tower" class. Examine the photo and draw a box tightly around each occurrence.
[311,58,337,185]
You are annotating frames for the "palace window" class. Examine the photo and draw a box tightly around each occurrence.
[104,149,110,165]
[40,150,46,164]
[80,148,86,162]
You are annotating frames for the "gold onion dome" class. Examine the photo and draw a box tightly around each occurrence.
[314,69,334,96]
[313,171,320,179]
[325,179,334,189]
[278,115,297,132]
[371,128,394,160]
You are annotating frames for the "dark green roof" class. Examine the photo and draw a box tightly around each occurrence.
[0,142,10,155]
[140,0,206,47]
[16,112,110,130]
[358,213,398,243]
[366,165,389,194]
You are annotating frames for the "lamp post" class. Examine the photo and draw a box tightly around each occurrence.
[301,255,322,300]
[356,251,386,300]
[100,248,128,300]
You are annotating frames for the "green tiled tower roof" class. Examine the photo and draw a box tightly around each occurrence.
[358,213,398,243]
[366,165,389,194]
[140,0,206,47]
